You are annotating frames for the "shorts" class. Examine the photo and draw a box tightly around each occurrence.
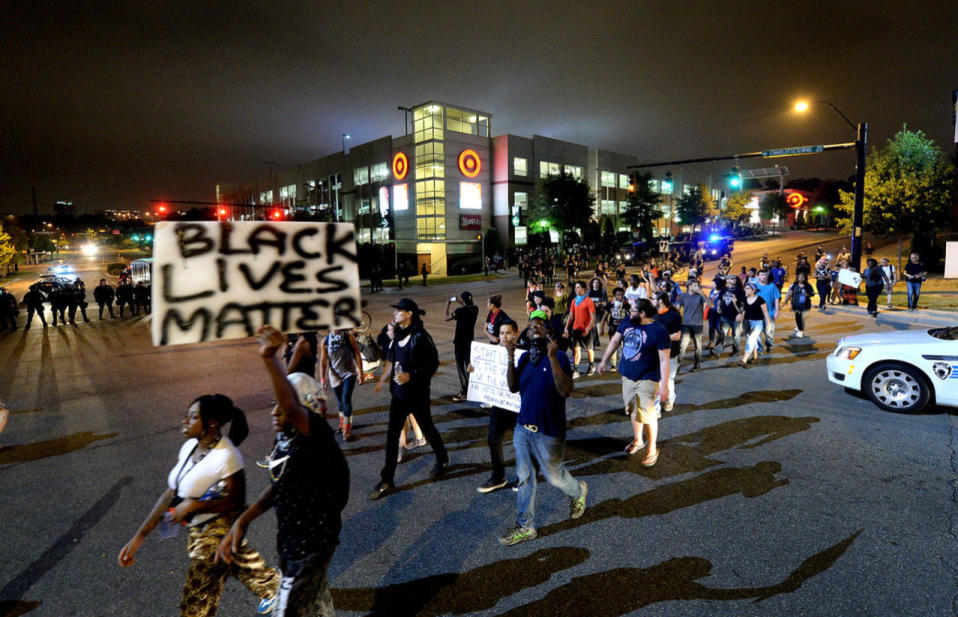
[622,377,660,424]
[572,329,593,350]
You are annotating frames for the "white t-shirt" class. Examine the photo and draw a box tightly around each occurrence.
[167,437,244,526]
[625,285,648,305]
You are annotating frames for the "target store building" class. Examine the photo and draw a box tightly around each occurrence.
[217,100,640,276]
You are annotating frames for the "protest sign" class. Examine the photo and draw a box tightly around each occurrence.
[151,221,361,346]
[466,342,524,412]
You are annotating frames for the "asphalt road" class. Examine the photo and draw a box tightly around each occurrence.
[1,232,955,617]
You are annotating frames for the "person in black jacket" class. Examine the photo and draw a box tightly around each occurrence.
[70,279,90,323]
[23,284,47,328]
[94,279,115,319]
[369,298,448,500]
[134,282,151,315]
[0,287,18,331]
[49,285,69,326]
[116,280,135,316]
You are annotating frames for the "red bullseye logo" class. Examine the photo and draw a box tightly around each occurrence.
[786,192,808,209]
[392,152,408,180]
[458,149,481,178]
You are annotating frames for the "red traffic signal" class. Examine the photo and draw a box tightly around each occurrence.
[270,209,283,220]
[157,203,168,214]
[217,207,227,219]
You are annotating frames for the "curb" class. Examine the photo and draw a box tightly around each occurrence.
[826,304,956,327]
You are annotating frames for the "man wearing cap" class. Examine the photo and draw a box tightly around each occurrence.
[370,298,448,500]
[499,312,587,546]
[446,292,479,402]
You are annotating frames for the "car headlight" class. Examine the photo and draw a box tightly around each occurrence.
[834,346,862,360]
[710,249,717,255]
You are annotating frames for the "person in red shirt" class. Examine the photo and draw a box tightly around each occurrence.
[563,281,596,378]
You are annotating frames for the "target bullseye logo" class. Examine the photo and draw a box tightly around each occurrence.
[392,152,408,180]
[458,149,481,178]
[786,192,808,209]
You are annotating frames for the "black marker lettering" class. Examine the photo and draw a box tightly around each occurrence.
[162,264,215,302]
[160,308,212,345]
[216,303,255,339]
[216,258,229,292]
[295,299,330,331]
[314,265,349,293]
[218,222,252,255]
[291,228,321,259]
[249,225,287,256]
[324,225,356,265]
[175,224,215,258]
[279,261,310,294]
[331,297,360,328]
[238,262,282,291]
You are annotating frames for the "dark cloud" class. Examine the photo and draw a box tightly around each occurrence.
[1,1,956,213]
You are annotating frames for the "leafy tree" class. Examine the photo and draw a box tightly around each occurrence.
[483,227,502,255]
[30,234,55,254]
[675,185,709,237]
[0,223,14,274]
[722,191,753,225]
[758,192,789,225]
[621,171,661,242]
[836,126,953,270]
[600,216,616,252]
[528,172,595,249]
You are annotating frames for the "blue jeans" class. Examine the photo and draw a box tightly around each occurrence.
[906,281,921,309]
[513,425,582,530]
[745,319,765,355]
[333,375,356,418]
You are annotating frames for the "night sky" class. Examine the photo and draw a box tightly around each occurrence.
[2,1,956,214]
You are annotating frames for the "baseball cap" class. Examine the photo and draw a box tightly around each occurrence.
[529,309,549,321]
[390,298,426,315]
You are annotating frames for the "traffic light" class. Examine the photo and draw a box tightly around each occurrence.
[270,209,283,221]
[729,166,742,189]
[662,171,673,192]
[628,173,636,193]
[156,203,168,216]
[217,206,227,220]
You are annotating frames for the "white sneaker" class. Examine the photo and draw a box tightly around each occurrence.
[796,331,804,338]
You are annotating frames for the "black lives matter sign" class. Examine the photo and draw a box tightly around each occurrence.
[152,221,361,346]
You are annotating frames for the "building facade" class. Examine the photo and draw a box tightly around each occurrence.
[217,100,658,275]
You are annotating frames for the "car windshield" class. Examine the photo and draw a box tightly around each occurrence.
[928,327,958,341]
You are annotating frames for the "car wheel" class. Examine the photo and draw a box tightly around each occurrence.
[863,363,931,414]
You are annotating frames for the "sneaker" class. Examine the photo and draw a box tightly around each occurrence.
[342,423,354,442]
[397,446,405,463]
[337,416,344,433]
[586,364,596,376]
[430,460,449,479]
[369,480,394,500]
[796,331,804,338]
[257,596,276,614]
[499,525,537,546]
[480,403,493,409]
[569,481,588,519]
[451,393,466,402]
[412,436,428,449]
[510,480,519,492]
[572,370,581,380]
[477,477,508,493]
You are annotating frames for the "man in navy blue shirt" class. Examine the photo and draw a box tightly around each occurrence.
[598,298,670,467]
[499,314,587,546]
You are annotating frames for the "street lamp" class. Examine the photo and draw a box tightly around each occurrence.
[794,100,868,270]
[341,133,351,156]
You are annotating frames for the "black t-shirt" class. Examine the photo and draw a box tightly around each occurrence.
[718,287,745,318]
[655,307,682,357]
[904,262,925,282]
[270,412,349,569]
[451,305,479,347]
[588,290,608,318]
[486,309,510,339]
[795,262,812,277]
[788,282,814,310]
[743,296,766,321]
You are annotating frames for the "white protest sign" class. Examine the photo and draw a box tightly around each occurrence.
[151,221,361,346]
[837,268,862,289]
[466,342,524,413]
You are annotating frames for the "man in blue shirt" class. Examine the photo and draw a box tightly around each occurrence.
[598,298,670,467]
[755,271,781,352]
[499,314,587,546]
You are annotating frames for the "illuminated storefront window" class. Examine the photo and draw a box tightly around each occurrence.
[539,161,560,177]
[413,105,444,143]
[460,182,481,209]
[446,107,490,137]
[514,157,527,176]
[393,183,409,211]
[415,142,444,179]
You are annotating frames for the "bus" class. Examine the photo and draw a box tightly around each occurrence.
[129,258,153,285]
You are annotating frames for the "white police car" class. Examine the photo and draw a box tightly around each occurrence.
[827,326,958,413]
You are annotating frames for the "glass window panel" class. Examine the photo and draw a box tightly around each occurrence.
[601,171,616,187]
[514,157,527,176]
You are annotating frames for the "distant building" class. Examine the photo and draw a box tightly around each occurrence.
[54,200,76,217]
[217,100,663,275]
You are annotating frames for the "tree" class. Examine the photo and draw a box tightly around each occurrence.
[836,126,953,271]
[0,223,14,274]
[758,192,789,226]
[483,227,502,255]
[600,216,616,252]
[675,185,709,237]
[621,171,661,243]
[722,191,753,226]
[528,172,595,250]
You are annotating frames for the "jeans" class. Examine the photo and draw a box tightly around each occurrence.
[488,408,518,482]
[707,309,721,344]
[744,319,765,355]
[714,316,742,353]
[275,549,335,617]
[332,374,356,418]
[794,310,805,332]
[816,279,830,308]
[679,326,703,364]
[454,345,471,396]
[665,356,678,406]
[906,281,921,309]
[761,315,776,351]
[514,425,582,530]
[380,391,447,483]
[865,285,883,315]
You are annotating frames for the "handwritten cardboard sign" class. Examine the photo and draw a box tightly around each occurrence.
[151,221,361,346]
[466,342,524,412]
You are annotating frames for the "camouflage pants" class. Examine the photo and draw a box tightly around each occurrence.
[180,516,279,617]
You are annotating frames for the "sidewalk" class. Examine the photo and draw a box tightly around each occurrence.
[826,304,956,327]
